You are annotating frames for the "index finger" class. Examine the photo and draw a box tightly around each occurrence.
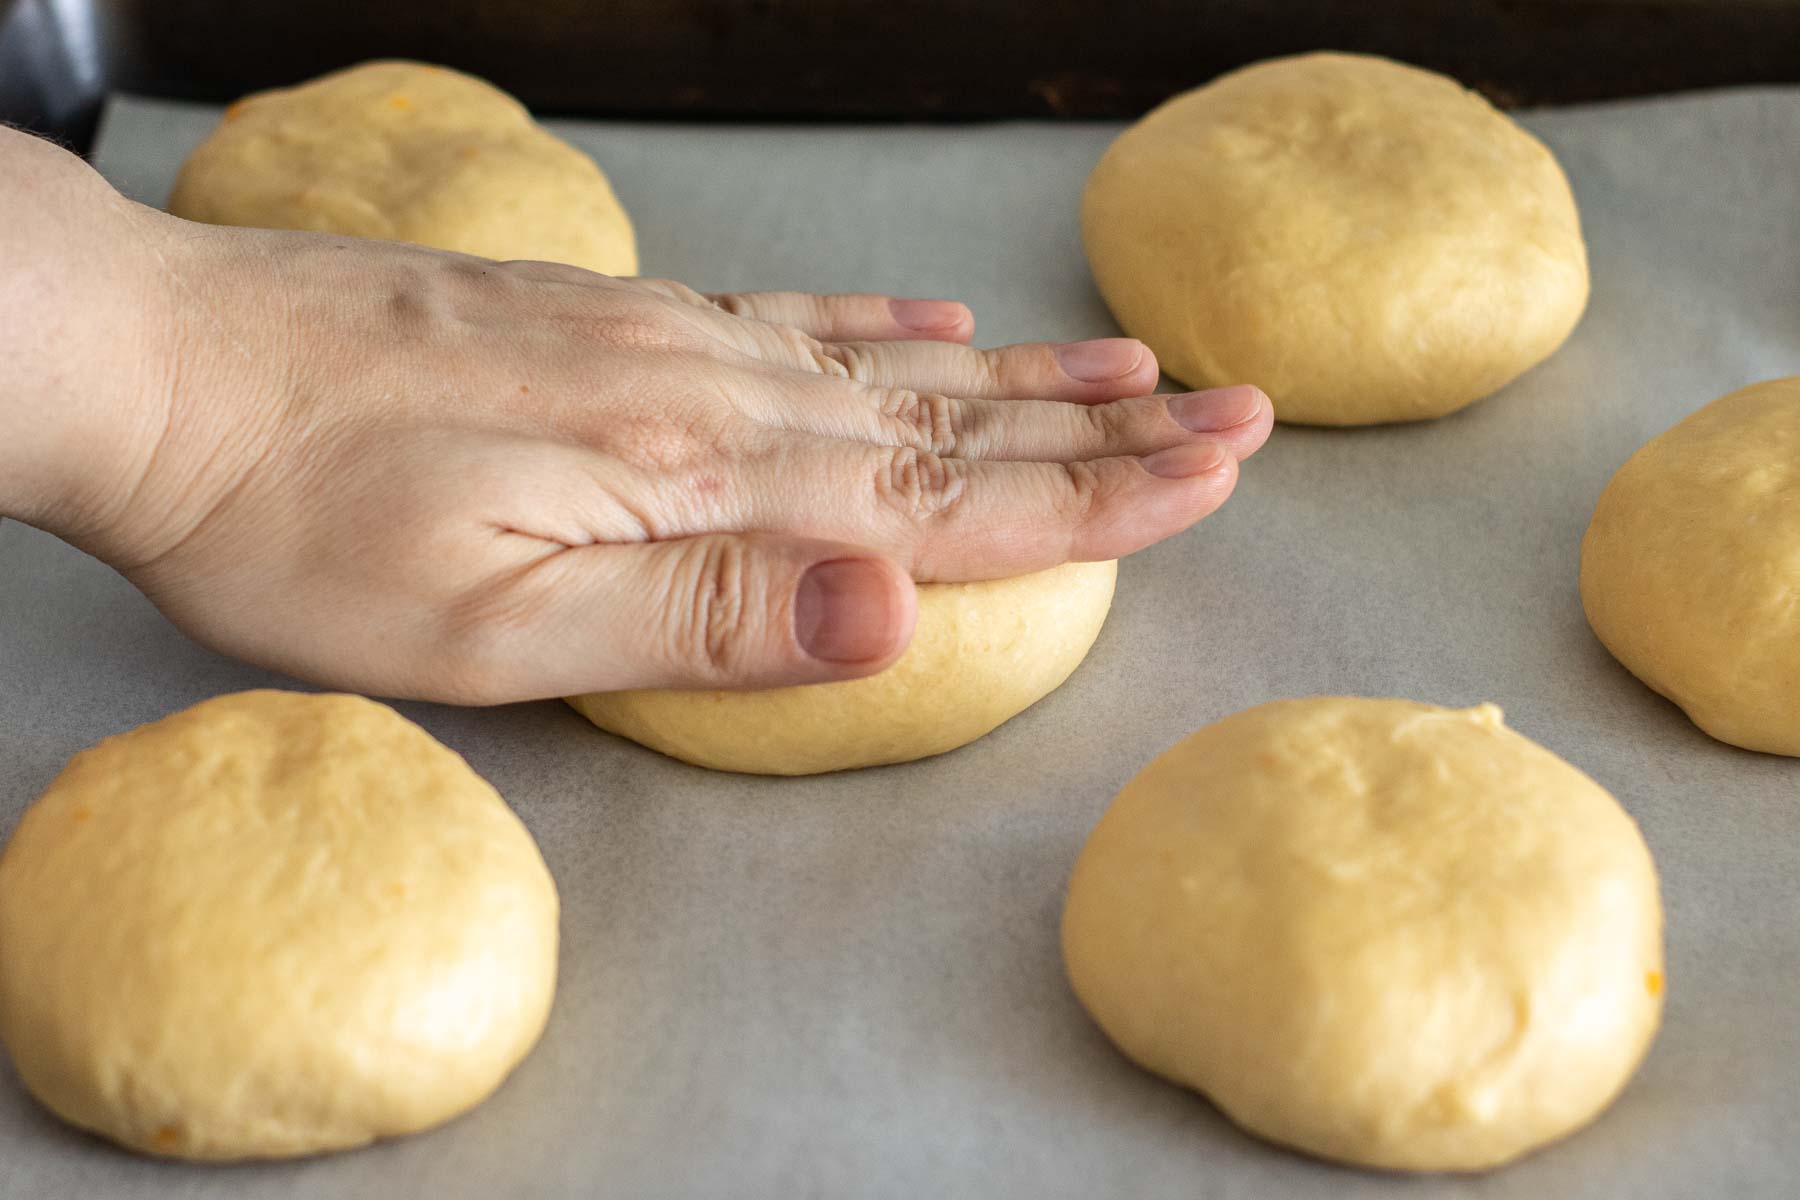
[718,435,1241,581]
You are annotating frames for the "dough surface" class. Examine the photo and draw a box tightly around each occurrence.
[1081,53,1588,426]
[0,690,559,1160]
[1062,697,1663,1172]
[1581,376,1800,755]
[570,559,1117,774]
[169,60,637,275]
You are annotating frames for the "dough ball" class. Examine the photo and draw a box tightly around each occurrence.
[1081,53,1588,426]
[1582,376,1800,755]
[570,559,1116,774]
[0,691,559,1160]
[1062,697,1663,1172]
[168,60,637,275]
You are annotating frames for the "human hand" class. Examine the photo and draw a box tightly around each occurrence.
[6,133,1271,703]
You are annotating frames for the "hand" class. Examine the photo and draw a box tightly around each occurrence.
[5,130,1272,703]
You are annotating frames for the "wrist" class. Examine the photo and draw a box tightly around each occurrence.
[0,128,174,551]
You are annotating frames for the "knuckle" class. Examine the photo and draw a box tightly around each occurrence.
[1084,399,1128,450]
[780,329,849,379]
[598,315,683,352]
[874,388,961,455]
[496,258,596,284]
[709,292,758,319]
[980,346,1034,395]
[1057,459,1106,526]
[874,445,968,523]
[612,382,729,472]
[402,258,527,332]
[811,340,863,380]
[591,295,703,353]
[672,537,755,677]
[490,275,671,348]
[646,279,710,306]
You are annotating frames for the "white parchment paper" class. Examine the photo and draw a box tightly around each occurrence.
[1,87,1796,1198]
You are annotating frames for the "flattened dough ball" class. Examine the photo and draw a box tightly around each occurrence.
[570,560,1116,774]
[1582,376,1800,755]
[1062,698,1663,1172]
[0,691,560,1160]
[169,60,637,275]
[1081,53,1588,425]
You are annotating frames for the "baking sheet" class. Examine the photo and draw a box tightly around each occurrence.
[3,87,1798,1198]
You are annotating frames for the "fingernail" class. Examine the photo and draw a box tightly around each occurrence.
[1167,385,1266,432]
[1053,338,1145,382]
[1141,442,1229,480]
[888,298,969,332]
[795,559,903,663]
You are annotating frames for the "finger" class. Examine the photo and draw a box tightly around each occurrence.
[667,305,1157,403]
[737,372,1272,464]
[708,291,975,344]
[808,337,1161,403]
[835,336,1157,400]
[716,437,1241,581]
[443,533,919,700]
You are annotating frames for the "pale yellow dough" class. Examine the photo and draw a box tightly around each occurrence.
[1062,697,1663,1172]
[1581,376,1800,756]
[1081,53,1588,426]
[570,559,1117,774]
[0,691,560,1161]
[169,60,637,275]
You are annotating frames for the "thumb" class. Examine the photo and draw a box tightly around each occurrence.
[453,533,918,700]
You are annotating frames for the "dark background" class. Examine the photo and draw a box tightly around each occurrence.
[4,0,1800,154]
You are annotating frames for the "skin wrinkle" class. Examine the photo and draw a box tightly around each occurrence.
[813,340,864,380]
[561,461,658,544]
[691,537,754,677]
[126,237,342,574]
[1056,460,1108,563]
[101,355,188,570]
[877,446,969,528]
[90,235,276,564]
[1073,402,1117,455]
[439,544,598,690]
[126,432,295,579]
[873,388,961,456]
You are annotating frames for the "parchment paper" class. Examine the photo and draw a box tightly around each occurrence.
[2,87,1797,1198]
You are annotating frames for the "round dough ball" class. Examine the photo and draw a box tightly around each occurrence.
[169,60,637,275]
[0,690,559,1161]
[1581,376,1800,755]
[1082,53,1588,426]
[570,559,1117,774]
[1062,697,1663,1172]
